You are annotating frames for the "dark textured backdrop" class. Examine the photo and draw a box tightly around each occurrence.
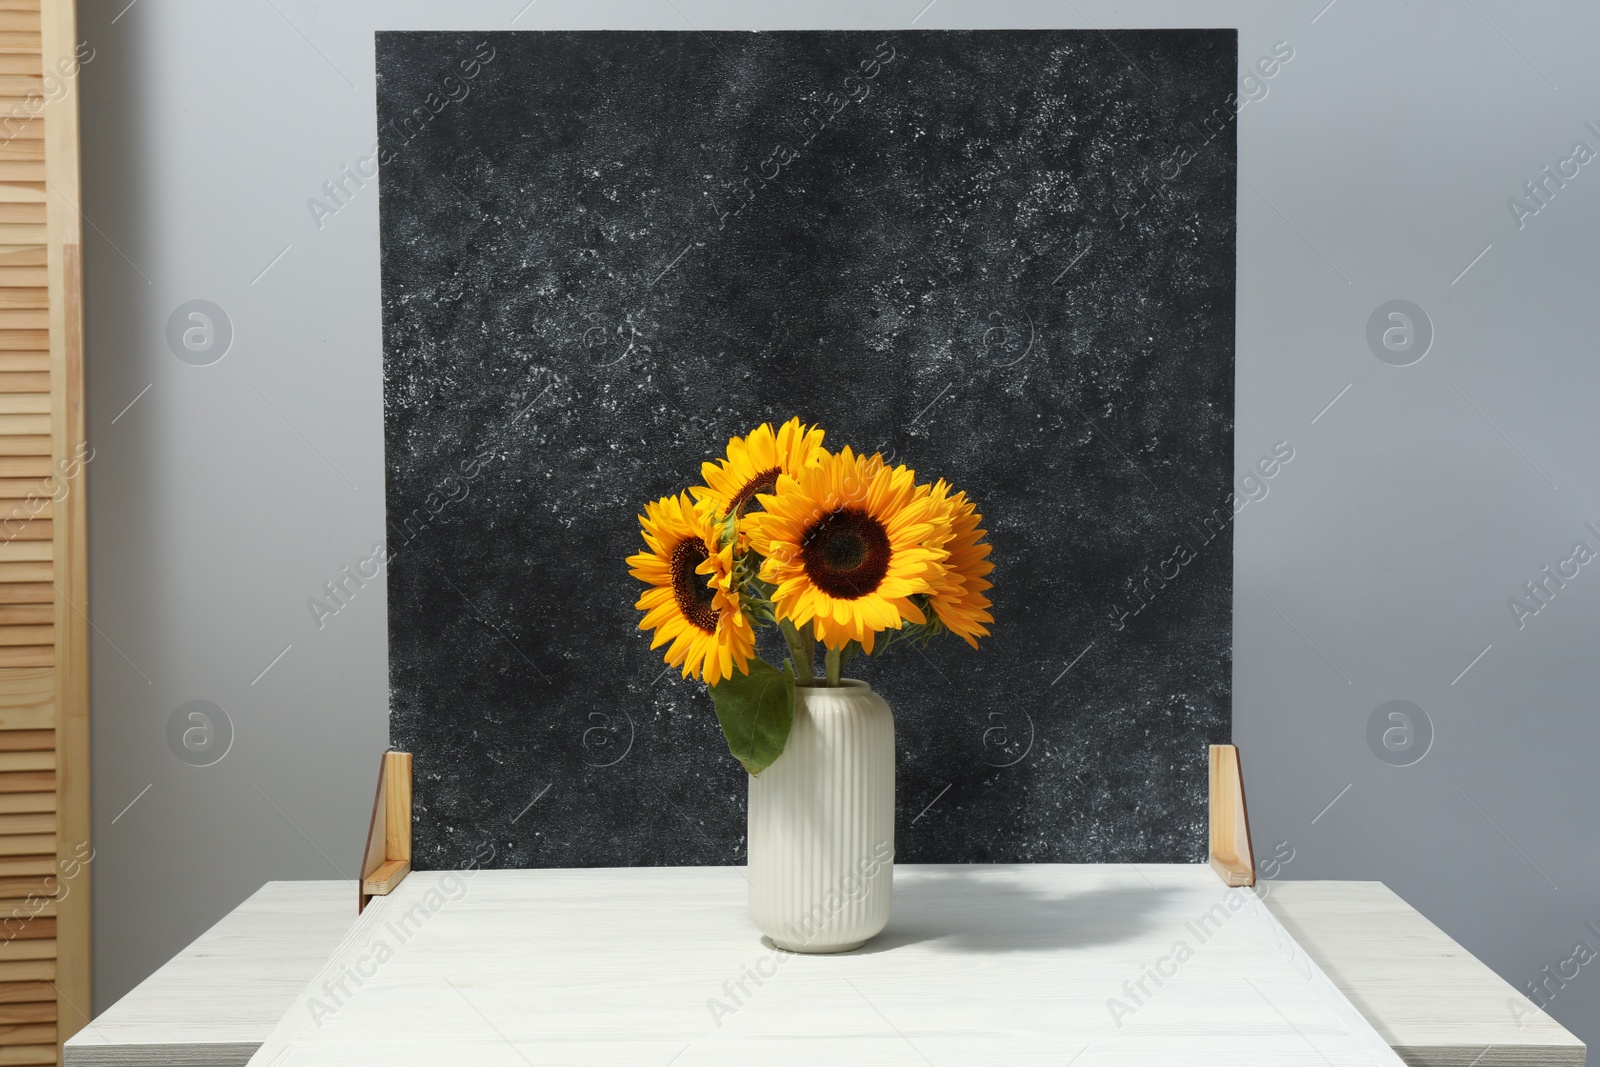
[377,29,1236,870]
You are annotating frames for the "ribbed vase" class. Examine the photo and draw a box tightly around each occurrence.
[747,678,895,953]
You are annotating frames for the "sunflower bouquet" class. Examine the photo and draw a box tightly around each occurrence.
[627,418,993,775]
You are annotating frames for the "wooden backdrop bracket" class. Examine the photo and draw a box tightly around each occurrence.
[1208,743,1255,887]
[359,750,413,911]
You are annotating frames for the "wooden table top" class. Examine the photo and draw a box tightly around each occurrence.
[1261,880,1582,1066]
[64,881,356,1067]
[65,868,1582,1067]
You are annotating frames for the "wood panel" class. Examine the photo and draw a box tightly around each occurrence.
[21,2,85,1063]
[1208,743,1254,887]
[0,819,47,844]
[4,529,50,548]
[0,964,50,983]
[360,751,413,910]
[0,839,48,859]
[0,904,52,925]
[0,507,52,529]
[0,672,48,732]
[0,755,53,791]
[0,566,49,584]
[0,2,76,1062]
[0,733,46,752]
[0,1029,55,1050]
[0,941,53,962]
[0,1004,52,1026]
[0,882,53,901]
[0,862,51,881]
[0,417,47,435]
[0,610,48,629]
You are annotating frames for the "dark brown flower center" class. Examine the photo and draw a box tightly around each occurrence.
[727,466,782,514]
[801,508,891,600]
[670,538,719,634]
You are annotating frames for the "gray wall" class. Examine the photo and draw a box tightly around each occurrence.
[81,0,1600,1047]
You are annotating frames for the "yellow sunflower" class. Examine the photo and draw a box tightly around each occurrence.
[626,492,754,685]
[691,417,826,519]
[747,447,945,653]
[924,480,994,649]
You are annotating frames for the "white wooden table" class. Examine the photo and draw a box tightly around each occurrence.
[65,869,1583,1067]
[1260,881,1583,1066]
[254,864,1400,1066]
[64,882,356,1067]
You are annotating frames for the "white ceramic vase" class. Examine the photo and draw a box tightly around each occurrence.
[747,678,895,952]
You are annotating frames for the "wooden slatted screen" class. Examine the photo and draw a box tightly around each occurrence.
[0,0,89,1063]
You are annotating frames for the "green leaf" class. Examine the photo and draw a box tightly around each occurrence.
[709,657,795,777]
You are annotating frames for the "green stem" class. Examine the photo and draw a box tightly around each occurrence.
[779,619,808,685]
[800,626,817,685]
[825,647,842,687]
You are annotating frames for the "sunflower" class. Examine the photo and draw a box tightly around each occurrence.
[924,480,994,649]
[747,447,945,653]
[691,417,826,520]
[626,492,754,685]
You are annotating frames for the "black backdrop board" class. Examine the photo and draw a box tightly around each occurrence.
[377,29,1237,870]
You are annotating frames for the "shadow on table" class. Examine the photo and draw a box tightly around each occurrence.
[850,867,1177,955]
